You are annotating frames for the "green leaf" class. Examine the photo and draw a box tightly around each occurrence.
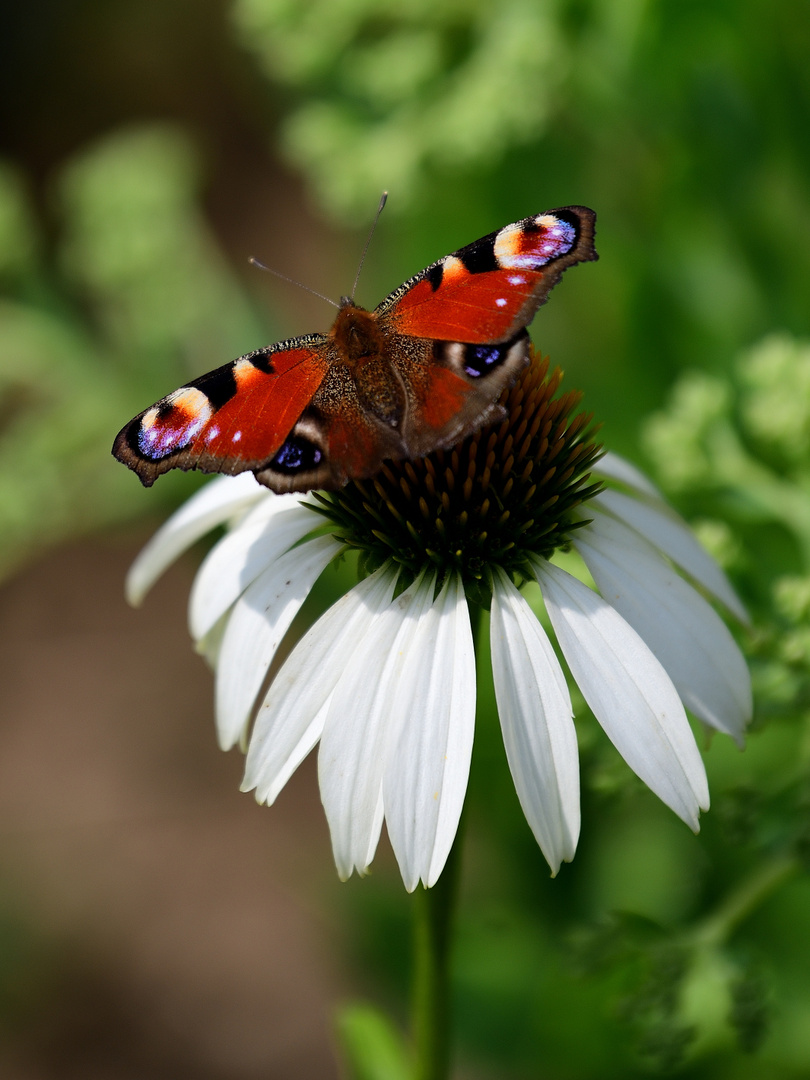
[334,1001,412,1080]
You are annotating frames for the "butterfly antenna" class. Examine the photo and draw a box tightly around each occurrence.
[351,191,388,301]
[248,258,340,309]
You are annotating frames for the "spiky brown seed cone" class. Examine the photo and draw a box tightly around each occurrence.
[309,348,603,603]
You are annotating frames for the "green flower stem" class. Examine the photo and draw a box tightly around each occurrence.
[411,832,463,1080]
[691,855,799,949]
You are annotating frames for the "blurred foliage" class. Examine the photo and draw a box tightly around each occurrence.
[2,0,810,1078]
[335,1001,412,1080]
[232,0,810,448]
[0,126,264,580]
[233,0,566,218]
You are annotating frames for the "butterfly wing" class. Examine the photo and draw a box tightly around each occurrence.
[113,336,330,487]
[376,206,597,457]
[113,207,597,494]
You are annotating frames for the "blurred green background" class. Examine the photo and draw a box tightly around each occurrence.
[1,1,810,1077]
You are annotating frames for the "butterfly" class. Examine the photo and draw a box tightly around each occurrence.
[113,206,597,493]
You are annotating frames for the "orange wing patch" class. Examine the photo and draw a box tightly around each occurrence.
[114,346,330,484]
[197,352,327,465]
[388,269,538,344]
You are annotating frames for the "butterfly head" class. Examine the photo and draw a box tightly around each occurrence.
[330,300,385,364]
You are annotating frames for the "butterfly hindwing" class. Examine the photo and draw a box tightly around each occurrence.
[254,395,407,493]
[389,331,531,458]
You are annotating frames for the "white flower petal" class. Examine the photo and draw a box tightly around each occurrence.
[591,488,748,624]
[490,568,580,873]
[318,573,437,882]
[243,563,399,805]
[214,534,341,750]
[189,495,315,641]
[592,451,664,500]
[126,474,266,605]
[575,511,751,744]
[385,573,476,891]
[532,558,709,830]
[248,700,328,809]
[195,610,228,669]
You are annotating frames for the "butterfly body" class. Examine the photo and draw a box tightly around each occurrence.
[113,206,597,493]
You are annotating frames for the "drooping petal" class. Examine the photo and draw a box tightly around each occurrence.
[490,568,580,873]
[246,700,327,814]
[575,511,751,744]
[126,473,266,605]
[242,563,399,805]
[591,451,664,500]
[318,573,437,882]
[214,534,341,750]
[591,488,748,624]
[189,496,316,641]
[384,573,476,891]
[195,610,228,669]
[531,557,709,830]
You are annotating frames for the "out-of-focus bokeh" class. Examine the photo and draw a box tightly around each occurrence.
[1,1,809,1077]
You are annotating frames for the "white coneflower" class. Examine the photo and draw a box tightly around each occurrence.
[127,351,751,891]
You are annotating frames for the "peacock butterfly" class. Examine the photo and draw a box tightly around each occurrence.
[113,206,597,493]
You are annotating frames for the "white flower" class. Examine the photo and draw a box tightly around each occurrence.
[126,359,751,890]
[128,453,750,890]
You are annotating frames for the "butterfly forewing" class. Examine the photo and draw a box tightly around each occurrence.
[113,341,329,486]
[380,207,596,343]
